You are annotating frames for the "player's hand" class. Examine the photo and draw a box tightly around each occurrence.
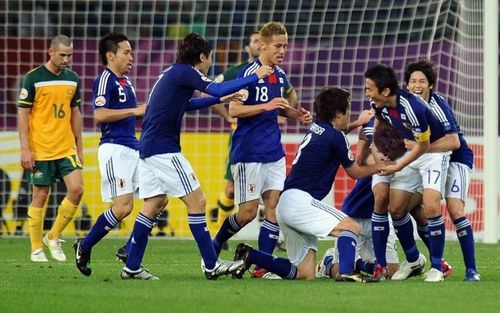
[404,139,416,150]
[20,148,35,171]
[221,91,245,103]
[255,65,273,79]
[265,97,288,111]
[357,109,375,125]
[77,148,84,166]
[134,103,147,117]
[378,163,400,176]
[297,107,312,125]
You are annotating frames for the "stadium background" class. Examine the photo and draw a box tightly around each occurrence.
[0,0,498,241]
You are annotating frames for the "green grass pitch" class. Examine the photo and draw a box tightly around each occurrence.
[1,237,499,313]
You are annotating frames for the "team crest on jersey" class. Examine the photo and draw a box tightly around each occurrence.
[66,88,74,100]
[247,184,256,194]
[19,88,28,100]
[118,179,126,189]
[238,89,249,101]
[94,96,106,106]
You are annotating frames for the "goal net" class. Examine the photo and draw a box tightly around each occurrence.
[0,0,494,241]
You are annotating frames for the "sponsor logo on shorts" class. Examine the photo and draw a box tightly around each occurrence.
[94,95,106,106]
[19,88,28,100]
[190,173,198,183]
[34,171,43,178]
[118,178,126,189]
[247,183,256,194]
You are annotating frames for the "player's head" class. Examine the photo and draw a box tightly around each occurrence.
[404,59,437,102]
[364,64,399,108]
[48,35,73,72]
[373,118,406,161]
[244,31,260,62]
[99,33,133,76]
[259,22,288,66]
[177,33,212,74]
[314,86,351,131]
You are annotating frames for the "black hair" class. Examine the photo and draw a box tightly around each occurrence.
[314,86,350,122]
[243,31,259,46]
[177,33,212,66]
[99,33,129,65]
[404,59,437,87]
[364,64,399,96]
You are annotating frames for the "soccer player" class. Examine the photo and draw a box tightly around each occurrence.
[233,86,387,281]
[404,59,480,281]
[17,35,84,262]
[121,32,274,280]
[364,63,460,282]
[73,33,146,276]
[211,22,312,278]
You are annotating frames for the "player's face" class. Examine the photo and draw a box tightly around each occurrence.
[407,71,432,102]
[260,34,288,66]
[337,108,351,131]
[48,44,73,72]
[110,41,133,76]
[246,33,260,60]
[198,51,213,75]
[364,78,389,108]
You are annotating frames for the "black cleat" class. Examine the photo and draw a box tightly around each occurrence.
[115,245,128,263]
[335,272,380,283]
[232,243,253,279]
[73,238,92,276]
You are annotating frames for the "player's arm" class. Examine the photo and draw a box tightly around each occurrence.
[17,107,35,170]
[204,66,272,97]
[70,106,84,165]
[404,133,459,153]
[279,105,312,125]
[229,97,288,118]
[186,92,243,112]
[380,133,429,176]
[355,131,372,166]
[344,161,388,179]
[346,109,375,133]
[94,104,146,123]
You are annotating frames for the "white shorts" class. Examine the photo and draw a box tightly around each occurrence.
[391,152,450,195]
[445,162,471,201]
[98,143,139,202]
[331,218,399,264]
[231,157,285,204]
[372,174,391,188]
[139,153,200,199]
[276,189,347,266]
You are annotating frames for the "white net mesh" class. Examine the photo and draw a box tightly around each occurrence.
[0,0,491,240]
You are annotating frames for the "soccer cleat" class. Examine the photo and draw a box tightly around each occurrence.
[261,272,282,279]
[251,267,269,278]
[43,234,67,262]
[335,272,380,283]
[441,259,453,278]
[372,264,389,280]
[423,268,444,282]
[202,259,246,280]
[115,245,128,263]
[73,238,91,276]
[121,267,159,280]
[391,253,426,281]
[464,268,480,282]
[30,248,48,262]
[316,247,335,278]
[232,243,254,279]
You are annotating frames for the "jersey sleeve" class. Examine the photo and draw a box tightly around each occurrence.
[410,101,431,142]
[179,65,213,92]
[92,73,115,111]
[17,72,35,108]
[434,95,458,134]
[332,131,355,169]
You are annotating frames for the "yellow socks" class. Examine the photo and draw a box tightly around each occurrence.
[47,197,78,240]
[28,206,44,251]
[217,192,235,227]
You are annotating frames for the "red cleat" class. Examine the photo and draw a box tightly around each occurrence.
[373,264,389,280]
[441,259,453,278]
[251,267,268,278]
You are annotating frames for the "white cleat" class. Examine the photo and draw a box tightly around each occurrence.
[316,247,336,278]
[424,268,444,282]
[391,253,426,281]
[30,248,48,262]
[121,267,159,280]
[202,259,245,280]
[261,272,282,280]
[43,235,67,262]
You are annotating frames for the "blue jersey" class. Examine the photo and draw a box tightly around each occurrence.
[429,93,473,169]
[139,63,259,158]
[283,121,355,200]
[342,177,374,219]
[93,67,138,150]
[230,59,290,164]
[374,90,449,144]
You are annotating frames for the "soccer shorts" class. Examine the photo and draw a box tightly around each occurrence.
[231,157,285,205]
[98,143,139,202]
[445,162,471,201]
[372,173,391,188]
[391,151,450,194]
[139,152,200,199]
[276,188,347,266]
[331,218,399,265]
[30,154,82,186]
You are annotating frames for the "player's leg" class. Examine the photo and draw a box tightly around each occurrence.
[216,166,235,228]
[29,183,50,262]
[446,163,479,281]
[371,176,390,269]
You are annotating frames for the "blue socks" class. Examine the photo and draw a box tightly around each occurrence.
[337,230,358,274]
[188,213,217,270]
[213,214,241,255]
[428,215,445,270]
[81,208,119,252]
[454,216,477,271]
[246,248,297,279]
[393,214,419,263]
[417,224,431,252]
[125,213,154,271]
[371,212,389,266]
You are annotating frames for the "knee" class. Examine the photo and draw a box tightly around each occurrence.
[112,204,134,220]
[68,185,84,203]
[339,217,360,235]
[388,205,405,220]
[236,209,258,226]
